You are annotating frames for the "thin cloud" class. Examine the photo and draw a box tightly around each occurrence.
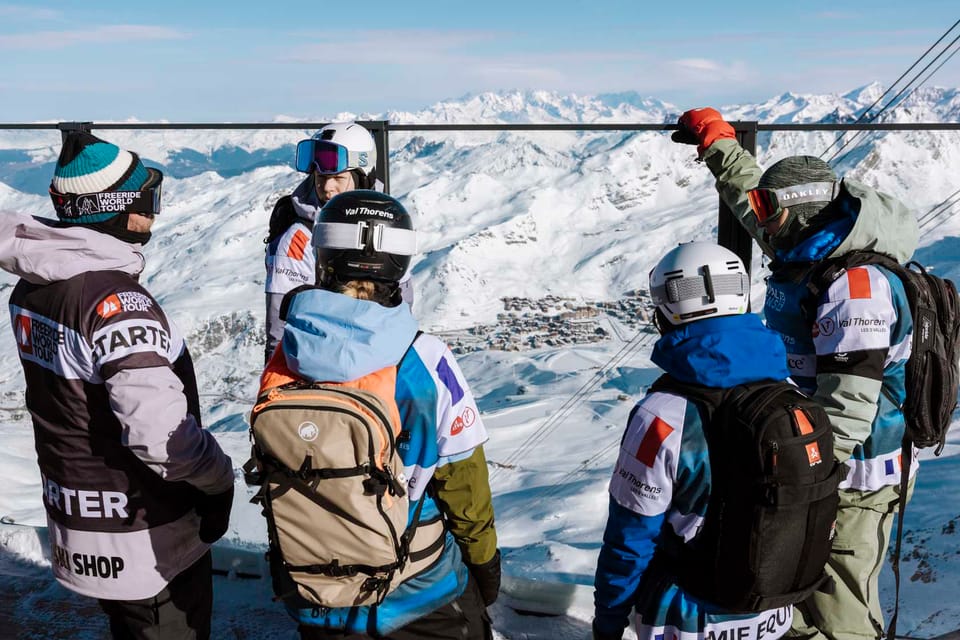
[282,29,501,65]
[0,25,187,50]
[0,4,61,20]
[665,58,754,86]
[815,11,861,19]
[673,58,723,72]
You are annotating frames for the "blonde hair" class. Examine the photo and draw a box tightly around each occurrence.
[339,280,377,301]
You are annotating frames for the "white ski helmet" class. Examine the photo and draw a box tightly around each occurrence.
[313,122,377,176]
[649,242,750,326]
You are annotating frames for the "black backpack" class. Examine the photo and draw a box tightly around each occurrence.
[804,250,960,638]
[805,251,960,454]
[265,195,301,245]
[649,375,843,613]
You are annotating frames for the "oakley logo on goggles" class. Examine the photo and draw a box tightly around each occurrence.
[49,181,162,220]
[295,139,370,175]
[746,181,838,224]
[313,221,416,255]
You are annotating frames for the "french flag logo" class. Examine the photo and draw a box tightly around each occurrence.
[635,417,674,467]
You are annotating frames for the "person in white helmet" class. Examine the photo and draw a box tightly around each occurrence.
[593,242,802,640]
[263,122,399,363]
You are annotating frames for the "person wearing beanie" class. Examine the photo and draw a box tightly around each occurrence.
[0,131,234,639]
[263,122,413,364]
[673,108,918,640]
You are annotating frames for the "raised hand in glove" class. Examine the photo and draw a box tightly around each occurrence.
[196,485,234,544]
[671,107,736,159]
[466,548,501,607]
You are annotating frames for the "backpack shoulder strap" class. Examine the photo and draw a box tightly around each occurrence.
[265,195,299,244]
[803,250,905,319]
[649,374,727,427]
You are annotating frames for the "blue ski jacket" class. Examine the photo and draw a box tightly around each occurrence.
[594,314,795,640]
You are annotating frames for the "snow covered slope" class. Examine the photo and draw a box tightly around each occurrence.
[1,85,959,638]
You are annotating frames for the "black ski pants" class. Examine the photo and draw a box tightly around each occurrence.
[298,574,493,640]
[97,551,213,640]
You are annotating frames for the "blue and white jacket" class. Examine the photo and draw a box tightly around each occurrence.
[277,288,496,635]
[594,314,794,640]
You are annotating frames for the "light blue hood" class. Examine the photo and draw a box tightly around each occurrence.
[282,288,419,382]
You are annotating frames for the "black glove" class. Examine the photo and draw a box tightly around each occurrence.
[592,619,624,640]
[196,485,234,544]
[466,549,501,607]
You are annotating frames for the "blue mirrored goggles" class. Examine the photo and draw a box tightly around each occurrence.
[295,139,371,175]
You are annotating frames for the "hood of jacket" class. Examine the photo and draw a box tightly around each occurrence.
[290,175,323,223]
[651,314,789,388]
[0,212,145,285]
[282,287,419,382]
[828,179,917,262]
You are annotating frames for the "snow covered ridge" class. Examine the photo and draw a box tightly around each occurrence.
[1,87,960,636]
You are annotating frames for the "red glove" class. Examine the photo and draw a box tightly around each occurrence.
[672,107,736,158]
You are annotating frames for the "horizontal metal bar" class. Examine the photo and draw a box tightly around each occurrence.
[1,121,959,133]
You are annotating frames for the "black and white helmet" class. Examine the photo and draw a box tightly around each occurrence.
[311,190,416,284]
[649,242,750,326]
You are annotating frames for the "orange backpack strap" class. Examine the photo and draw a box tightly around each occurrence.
[259,346,298,393]
[327,367,402,437]
[258,349,402,436]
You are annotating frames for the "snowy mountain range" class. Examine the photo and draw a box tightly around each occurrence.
[1,85,959,638]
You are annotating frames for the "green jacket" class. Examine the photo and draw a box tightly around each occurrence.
[702,139,918,504]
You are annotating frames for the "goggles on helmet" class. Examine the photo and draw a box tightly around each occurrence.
[313,220,417,256]
[49,177,163,220]
[295,139,371,175]
[651,269,749,306]
[746,181,838,224]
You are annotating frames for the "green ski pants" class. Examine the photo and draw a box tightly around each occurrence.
[788,478,915,640]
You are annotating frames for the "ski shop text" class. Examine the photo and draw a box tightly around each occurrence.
[51,541,125,579]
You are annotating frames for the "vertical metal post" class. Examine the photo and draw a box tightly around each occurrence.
[716,121,758,272]
[359,119,390,194]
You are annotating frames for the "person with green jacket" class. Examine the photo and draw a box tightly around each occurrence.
[672,108,918,640]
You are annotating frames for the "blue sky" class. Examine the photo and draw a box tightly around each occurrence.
[1,1,959,122]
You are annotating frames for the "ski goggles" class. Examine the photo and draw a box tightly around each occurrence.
[49,173,163,220]
[746,181,838,224]
[295,139,372,175]
[313,220,417,255]
[651,270,749,306]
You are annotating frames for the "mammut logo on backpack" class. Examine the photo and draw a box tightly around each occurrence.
[246,361,442,608]
[297,422,319,441]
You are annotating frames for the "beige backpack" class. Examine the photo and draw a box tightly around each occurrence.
[247,363,419,607]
